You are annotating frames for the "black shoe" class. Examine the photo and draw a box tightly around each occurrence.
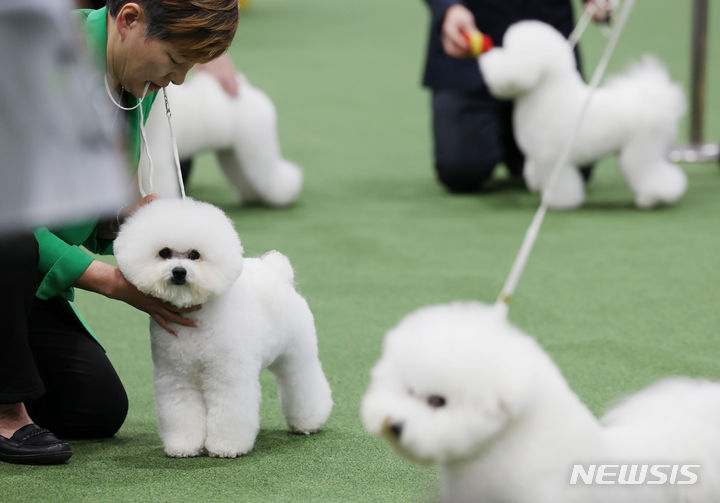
[0,424,72,465]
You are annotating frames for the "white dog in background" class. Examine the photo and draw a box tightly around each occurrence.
[479,21,687,210]
[114,198,332,458]
[141,72,303,207]
[362,302,720,502]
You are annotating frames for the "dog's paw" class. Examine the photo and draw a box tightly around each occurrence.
[206,445,252,458]
[205,437,254,459]
[164,445,204,458]
[208,449,250,459]
[207,449,242,459]
[541,168,586,210]
[290,426,317,435]
[633,163,687,208]
[161,430,205,458]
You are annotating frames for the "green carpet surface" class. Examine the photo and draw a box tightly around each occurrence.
[3,0,720,501]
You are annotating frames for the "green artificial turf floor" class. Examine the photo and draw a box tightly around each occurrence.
[3,0,720,501]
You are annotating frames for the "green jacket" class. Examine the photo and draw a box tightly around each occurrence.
[34,7,157,305]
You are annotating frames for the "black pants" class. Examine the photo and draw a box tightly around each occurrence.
[432,91,523,193]
[0,234,127,439]
[431,90,594,193]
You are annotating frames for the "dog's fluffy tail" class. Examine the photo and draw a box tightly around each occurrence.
[604,55,686,128]
[259,250,295,284]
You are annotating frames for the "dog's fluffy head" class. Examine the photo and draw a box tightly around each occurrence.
[479,20,576,99]
[361,302,540,464]
[114,198,243,307]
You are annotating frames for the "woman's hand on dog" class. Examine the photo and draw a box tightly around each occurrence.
[118,193,160,224]
[109,267,201,335]
[74,261,200,335]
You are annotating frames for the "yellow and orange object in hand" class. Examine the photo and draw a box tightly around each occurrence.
[463,30,494,56]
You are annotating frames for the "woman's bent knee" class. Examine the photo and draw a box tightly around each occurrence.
[435,162,495,193]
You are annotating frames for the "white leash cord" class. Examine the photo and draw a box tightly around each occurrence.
[570,0,621,48]
[162,87,187,199]
[104,77,154,196]
[104,77,186,199]
[568,5,595,48]
[104,75,149,111]
[496,0,636,311]
[138,94,154,197]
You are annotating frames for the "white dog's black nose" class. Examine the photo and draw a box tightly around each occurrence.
[171,267,187,285]
[389,421,403,439]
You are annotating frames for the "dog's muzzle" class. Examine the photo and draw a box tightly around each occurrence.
[382,417,403,439]
[171,267,187,285]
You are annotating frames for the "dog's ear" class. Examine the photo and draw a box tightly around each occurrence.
[494,364,534,421]
[495,393,527,423]
[497,396,524,421]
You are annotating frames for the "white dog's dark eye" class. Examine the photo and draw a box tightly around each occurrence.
[427,395,447,408]
[188,250,200,260]
[159,248,172,259]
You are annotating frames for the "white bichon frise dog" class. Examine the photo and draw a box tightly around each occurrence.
[114,198,332,458]
[362,302,720,502]
[141,72,302,207]
[479,21,687,210]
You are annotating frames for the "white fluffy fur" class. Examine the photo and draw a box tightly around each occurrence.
[114,198,332,458]
[141,72,302,207]
[479,21,687,209]
[362,302,720,502]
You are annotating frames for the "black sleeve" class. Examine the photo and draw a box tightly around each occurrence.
[423,0,461,21]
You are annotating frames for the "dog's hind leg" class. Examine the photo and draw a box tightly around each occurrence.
[216,149,263,205]
[154,374,207,458]
[269,347,333,435]
[618,136,688,208]
[203,362,262,458]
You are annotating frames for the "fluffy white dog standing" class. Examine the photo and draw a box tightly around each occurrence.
[140,72,302,207]
[362,302,720,502]
[479,21,687,209]
[114,198,332,458]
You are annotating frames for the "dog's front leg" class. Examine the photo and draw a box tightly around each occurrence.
[523,159,542,193]
[539,164,586,210]
[154,373,207,458]
[203,363,261,458]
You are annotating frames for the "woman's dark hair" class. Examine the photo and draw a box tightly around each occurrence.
[106,0,239,62]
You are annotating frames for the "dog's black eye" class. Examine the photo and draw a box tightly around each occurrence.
[188,250,200,260]
[427,395,446,408]
[159,248,172,259]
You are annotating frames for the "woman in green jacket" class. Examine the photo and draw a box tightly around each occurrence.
[0,0,238,465]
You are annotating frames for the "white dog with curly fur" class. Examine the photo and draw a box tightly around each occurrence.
[362,302,720,502]
[114,198,332,458]
[141,72,302,207]
[479,21,687,209]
